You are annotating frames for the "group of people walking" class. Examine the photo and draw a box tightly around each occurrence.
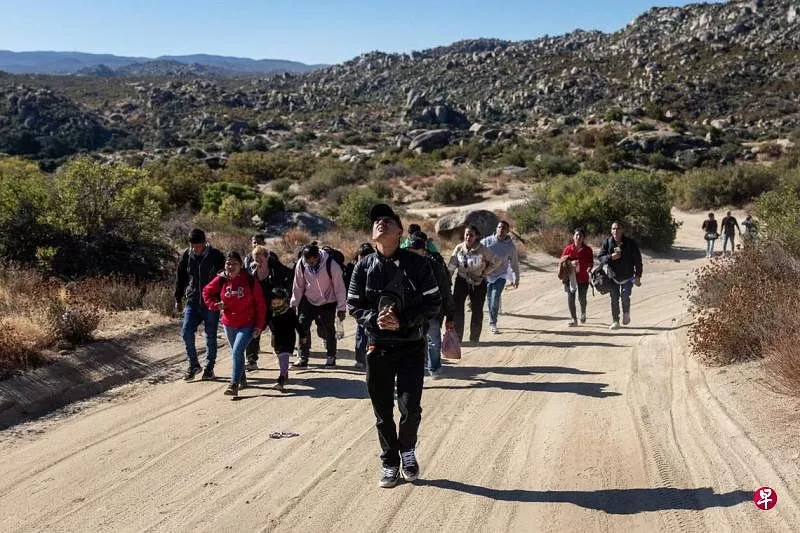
[174,204,647,488]
[701,210,757,258]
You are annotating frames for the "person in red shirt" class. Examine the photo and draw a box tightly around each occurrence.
[202,251,266,397]
[559,228,594,326]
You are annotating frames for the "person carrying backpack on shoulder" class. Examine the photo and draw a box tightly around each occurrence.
[202,251,266,397]
[174,228,226,382]
[598,221,643,330]
[559,227,593,326]
[290,243,347,367]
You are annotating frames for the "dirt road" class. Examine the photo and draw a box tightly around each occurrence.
[1,211,798,532]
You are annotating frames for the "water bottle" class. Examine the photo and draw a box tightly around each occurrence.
[335,317,344,340]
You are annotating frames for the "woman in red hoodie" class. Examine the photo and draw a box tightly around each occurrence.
[203,251,266,397]
[559,228,594,327]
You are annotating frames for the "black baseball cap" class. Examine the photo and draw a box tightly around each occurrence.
[369,204,402,229]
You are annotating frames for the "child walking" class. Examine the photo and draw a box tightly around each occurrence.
[268,287,299,391]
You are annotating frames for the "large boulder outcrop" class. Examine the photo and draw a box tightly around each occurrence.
[435,210,499,240]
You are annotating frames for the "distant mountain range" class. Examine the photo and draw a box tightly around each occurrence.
[0,50,326,75]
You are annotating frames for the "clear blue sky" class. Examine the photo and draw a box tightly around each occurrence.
[1,1,724,65]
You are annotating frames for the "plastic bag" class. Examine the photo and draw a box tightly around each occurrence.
[335,317,344,340]
[441,329,461,359]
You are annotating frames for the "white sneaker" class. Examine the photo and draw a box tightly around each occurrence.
[567,319,578,327]
[490,326,499,334]
[622,313,630,325]
[428,368,441,380]
[610,321,620,330]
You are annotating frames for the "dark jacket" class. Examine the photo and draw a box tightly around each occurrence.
[174,245,225,307]
[701,219,718,235]
[269,308,299,354]
[430,255,455,322]
[347,249,442,345]
[598,236,643,282]
[245,252,294,292]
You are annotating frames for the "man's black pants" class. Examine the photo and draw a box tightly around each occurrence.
[366,340,425,467]
[452,276,488,342]
[297,298,337,358]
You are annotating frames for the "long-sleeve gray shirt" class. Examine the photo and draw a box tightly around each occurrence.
[481,235,520,284]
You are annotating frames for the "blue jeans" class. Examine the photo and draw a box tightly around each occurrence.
[224,326,254,384]
[181,300,220,368]
[355,324,368,365]
[486,278,507,328]
[721,233,735,253]
[609,280,634,322]
[426,316,442,372]
[705,237,716,257]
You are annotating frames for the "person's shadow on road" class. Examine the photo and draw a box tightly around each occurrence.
[416,479,752,514]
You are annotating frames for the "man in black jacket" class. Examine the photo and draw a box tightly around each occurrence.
[174,228,226,380]
[598,221,643,330]
[347,204,442,488]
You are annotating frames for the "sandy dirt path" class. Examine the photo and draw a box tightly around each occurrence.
[0,210,798,532]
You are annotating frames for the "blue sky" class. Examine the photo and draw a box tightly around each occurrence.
[2,1,724,65]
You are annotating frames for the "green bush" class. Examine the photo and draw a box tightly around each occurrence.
[202,181,258,214]
[271,178,292,194]
[0,157,52,263]
[302,161,368,199]
[671,166,781,209]
[604,107,624,122]
[221,150,317,183]
[756,180,800,259]
[337,188,383,231]
[259,194,286,220]
[429,171,481,204]
[217,196,259,227]
[146,156,216,210]
[516,171,678,251]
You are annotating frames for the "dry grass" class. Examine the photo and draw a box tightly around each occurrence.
[211,232,251,257]
[533,227,572,257]
[764,329,800,397]
[69,277,143,311]
[142,282,176,316]
[0,315,51,376]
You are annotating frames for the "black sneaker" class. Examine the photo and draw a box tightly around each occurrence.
[224,382,239,397]
[183,364,203,381]
[400,449,419,481]
[238,373,248,389]
[201,366,215,380]
[292,357,308,368]
[379,465,400,488]
[325,356,336,367]
[245,361,258,371]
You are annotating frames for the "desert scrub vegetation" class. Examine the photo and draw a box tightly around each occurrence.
[428,169,482,204]
[669,166,783,209]
[687,181,800,395]
[508,170,678,251]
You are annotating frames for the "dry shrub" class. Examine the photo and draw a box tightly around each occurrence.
[0,316,51,376]
[0,266,59,314]
[764,329,800,396]
[69,277,143,311]
[210,232,250,256]
[534,227,572,257]
[687,243,800,365]
[45,300,102,345]
[142,282,176,316]
[280,228,312,255]
[318,227,371,262]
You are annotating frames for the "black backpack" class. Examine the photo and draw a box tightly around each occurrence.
[590,264,614,295]
[298,245,346,282]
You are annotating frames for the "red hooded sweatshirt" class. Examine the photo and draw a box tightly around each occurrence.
[561,243,594,284]
[202,271,266,330]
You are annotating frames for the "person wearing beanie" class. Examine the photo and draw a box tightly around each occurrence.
[174,228,226,381]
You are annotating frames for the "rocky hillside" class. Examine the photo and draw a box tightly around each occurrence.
[1,0,799,163]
